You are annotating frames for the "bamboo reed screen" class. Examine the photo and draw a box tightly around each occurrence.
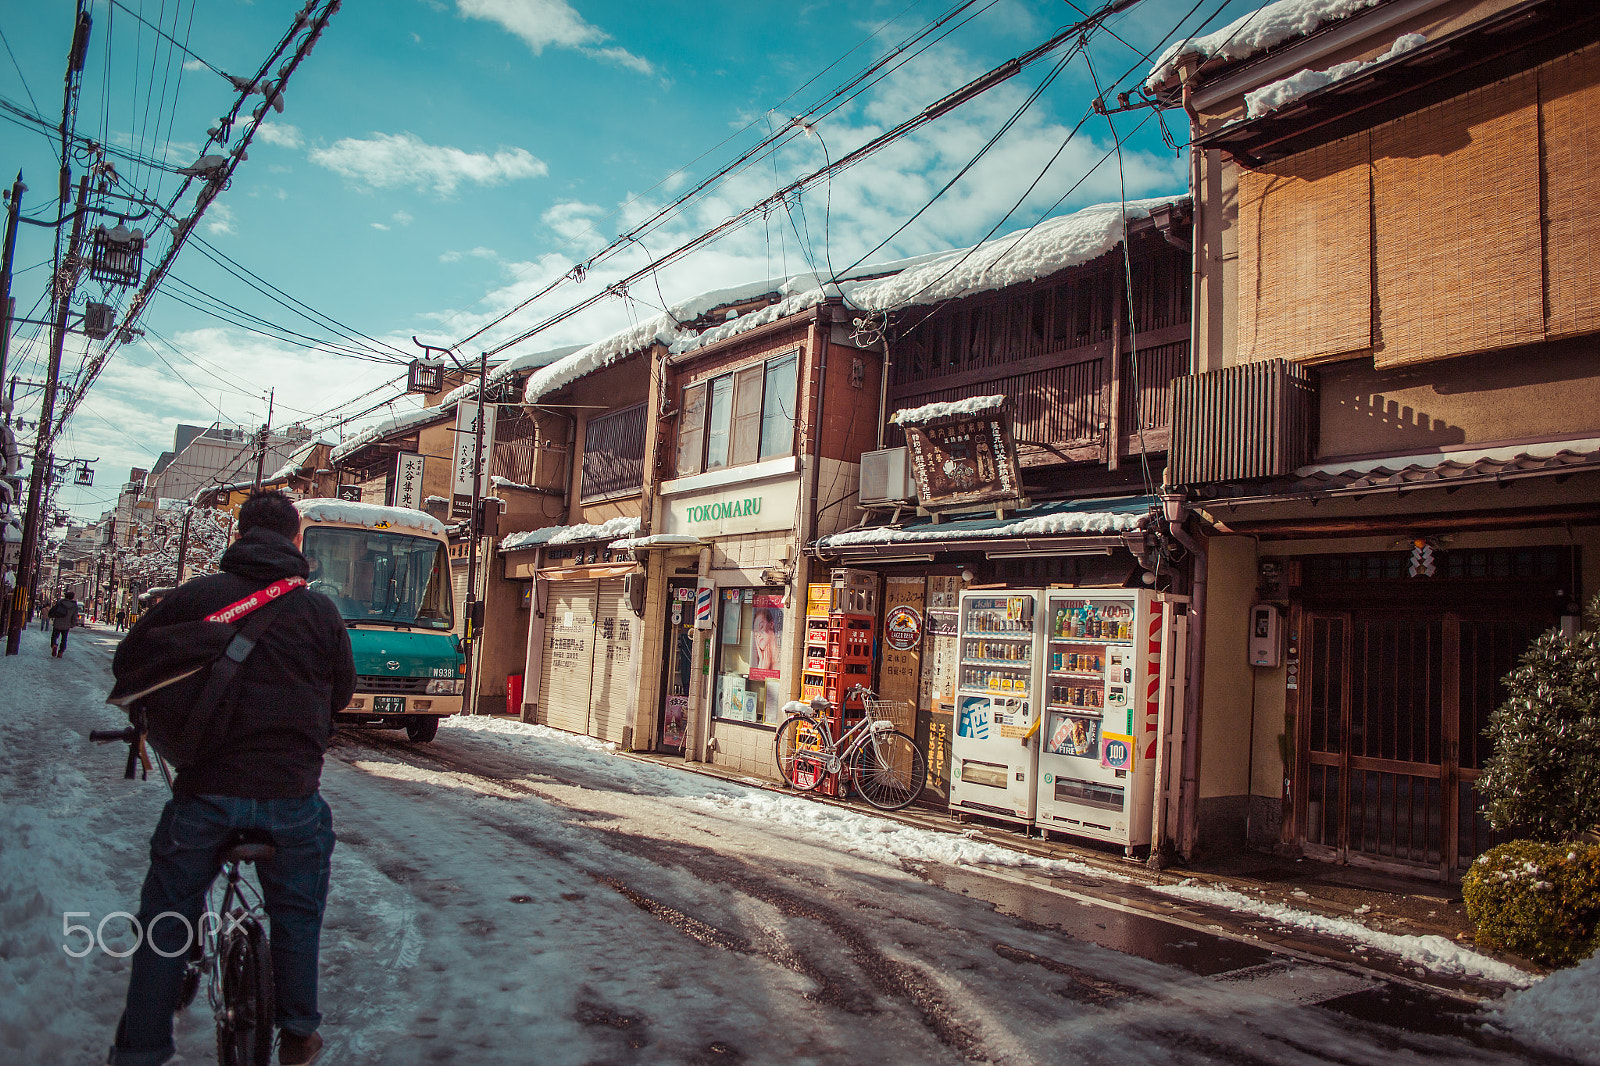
[1235,133,1372,364]
[1371,71,1543,368]
[1541,43,1600,340]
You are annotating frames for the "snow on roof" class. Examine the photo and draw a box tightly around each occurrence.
[893,395,1008,426]
[523,256,952,402]
[1245,31,1424,118]
[329,403,455,465]
[1144,0,1384,94]
[499,515,641,553]
[523,316,691,405]
[847,198,1183,311]
[295,498,446,538]
[523,197,1183,403]
[269,437,334,482]
[814,497,1151,548]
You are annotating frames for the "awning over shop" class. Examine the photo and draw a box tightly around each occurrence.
[809,496,1155,559]
[537,563,640,582]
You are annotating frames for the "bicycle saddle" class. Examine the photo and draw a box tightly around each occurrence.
[219,829,277,865]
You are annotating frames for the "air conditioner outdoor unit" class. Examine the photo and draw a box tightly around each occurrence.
[859,447,915,507]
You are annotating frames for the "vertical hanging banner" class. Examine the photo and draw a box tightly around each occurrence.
[391,451,425,510]
[451,402,497,520]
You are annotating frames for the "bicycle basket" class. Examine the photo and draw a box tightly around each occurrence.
[862,698,909,733]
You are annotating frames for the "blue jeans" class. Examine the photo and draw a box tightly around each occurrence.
[108,793,336,1066]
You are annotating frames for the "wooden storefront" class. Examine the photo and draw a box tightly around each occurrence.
[1289,546,1572,879]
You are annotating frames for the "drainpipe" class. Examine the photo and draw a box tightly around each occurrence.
[686,545,713,761]
[1181,63,1205,376]
[1162,492,1208,862]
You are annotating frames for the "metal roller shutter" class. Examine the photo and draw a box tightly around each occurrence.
[587,578,632,745]
[538,581,598,735]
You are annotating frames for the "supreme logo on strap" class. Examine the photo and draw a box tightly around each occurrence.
[206,576,307,625]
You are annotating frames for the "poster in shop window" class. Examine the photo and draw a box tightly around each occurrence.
[919,575,961,805]
[748,594,784,679]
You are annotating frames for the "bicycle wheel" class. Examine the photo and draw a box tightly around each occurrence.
[774,716,831,792]
[849,729,927,811]
[217,917,275,1066]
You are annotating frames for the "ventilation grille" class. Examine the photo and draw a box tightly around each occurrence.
[1167,359,1317,485]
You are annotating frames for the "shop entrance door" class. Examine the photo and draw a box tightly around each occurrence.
[1299,608,1549,878]
[538,581,598,735]
[655,580,696,753]
[588,578,632,745]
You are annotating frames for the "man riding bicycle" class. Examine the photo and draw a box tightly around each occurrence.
[107,491,354,1066]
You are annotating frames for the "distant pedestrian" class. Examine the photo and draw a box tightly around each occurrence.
[47,590,80,657]
[115,608,128,631]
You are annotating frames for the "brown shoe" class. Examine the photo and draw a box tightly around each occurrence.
[278,1030,323,1065]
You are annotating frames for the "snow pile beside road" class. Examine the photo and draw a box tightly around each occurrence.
[1153,881,1534,987]
[696,789,1113,878]
[1495,950,1600,1063]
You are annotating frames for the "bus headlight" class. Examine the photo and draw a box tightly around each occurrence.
[426,678,465,695]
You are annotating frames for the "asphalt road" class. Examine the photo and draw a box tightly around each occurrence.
[310,722,1570,1066]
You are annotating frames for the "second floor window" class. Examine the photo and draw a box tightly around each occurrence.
[581,403,647,500]
[676,351,798,476]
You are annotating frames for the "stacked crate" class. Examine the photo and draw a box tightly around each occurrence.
[800,583,830,704]
[824,569,879,719]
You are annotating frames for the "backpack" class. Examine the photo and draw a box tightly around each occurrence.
[107,577,306,768]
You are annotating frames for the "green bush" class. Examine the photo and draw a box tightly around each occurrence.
[1476,595,1600,843]
[1462,840,1600,967]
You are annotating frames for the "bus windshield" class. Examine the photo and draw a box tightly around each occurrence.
[302,526,453,629]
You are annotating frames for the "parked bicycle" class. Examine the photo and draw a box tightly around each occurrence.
[774,685,928,811]
[91,725,277,1066]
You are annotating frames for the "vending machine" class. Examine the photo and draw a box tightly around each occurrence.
[949,590,1044,827]
[1036,590,1166,851]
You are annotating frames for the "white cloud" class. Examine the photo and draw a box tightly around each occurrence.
[371,222,390,231]
[308,132,547,196]
[392,210,414,226]
[255,122,303,149]
[456,0,654,75]
[182,58,205,71]
[440,247,500,264]
[540,200,603,243]
[203,202,236,237]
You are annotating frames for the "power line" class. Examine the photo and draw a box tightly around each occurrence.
[475,0,1148,360]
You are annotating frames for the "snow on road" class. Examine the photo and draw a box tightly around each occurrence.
[0,623,1591,1065]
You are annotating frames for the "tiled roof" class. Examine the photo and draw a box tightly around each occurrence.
[1291,441,1600,495]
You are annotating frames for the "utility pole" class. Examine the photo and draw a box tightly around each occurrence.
[252,388,274,490]
[7,174,89,655]
[461,351,488,714]
[0,172,24,391]
[173,504,193,586]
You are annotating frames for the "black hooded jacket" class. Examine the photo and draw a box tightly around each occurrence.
[114,526,355,798]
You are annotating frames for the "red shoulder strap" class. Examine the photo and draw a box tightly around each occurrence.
[205,576,307,624]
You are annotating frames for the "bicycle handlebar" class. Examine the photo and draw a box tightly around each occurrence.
[90,727,139,743]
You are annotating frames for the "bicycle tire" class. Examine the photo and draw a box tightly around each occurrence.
[774,715,831,792]
[849,729,927,811]
[217,917,275,1066]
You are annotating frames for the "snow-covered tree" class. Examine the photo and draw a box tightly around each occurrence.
[116,506,233,590]
[1477,595,1600,843]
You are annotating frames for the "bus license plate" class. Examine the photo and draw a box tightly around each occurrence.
[374,696,406,713]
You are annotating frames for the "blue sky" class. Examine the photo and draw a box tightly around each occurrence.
[1,0,1264,522]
